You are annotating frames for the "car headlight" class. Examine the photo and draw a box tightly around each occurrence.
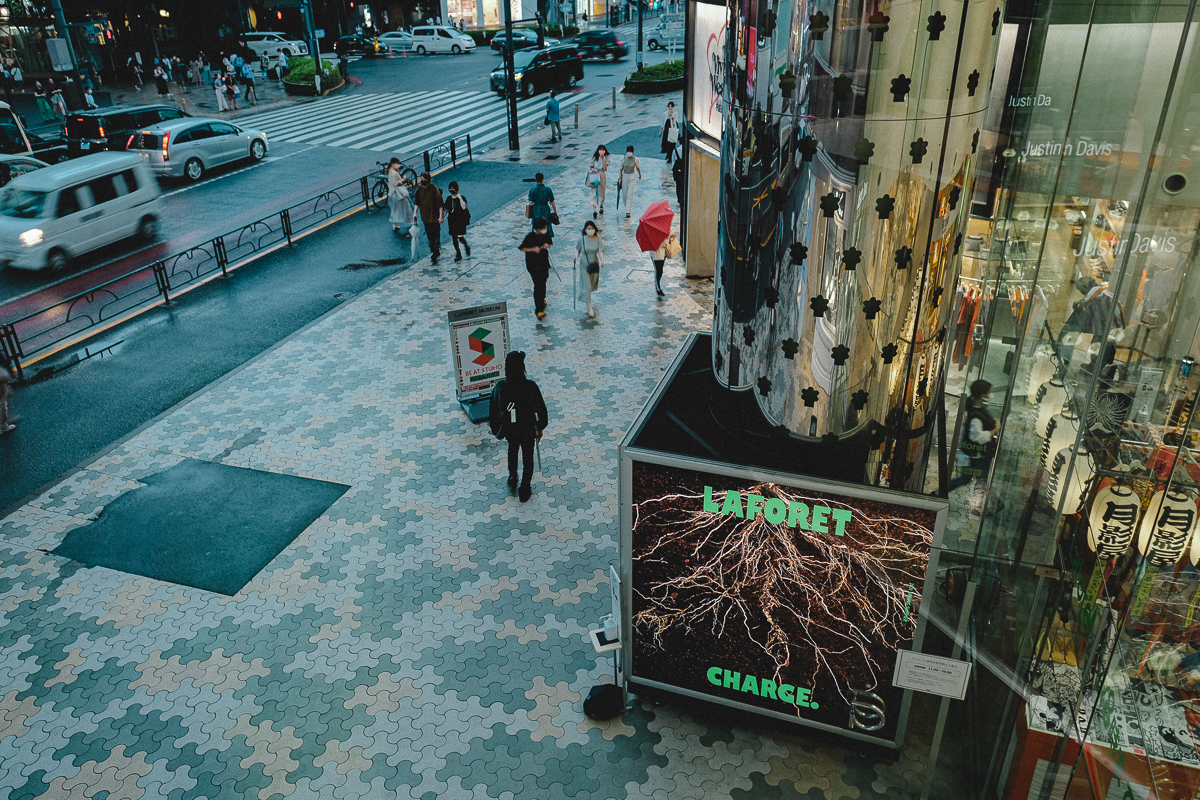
[514,72,523,80]
[19,228,42,247]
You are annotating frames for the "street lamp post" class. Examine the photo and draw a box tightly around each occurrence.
[502,0,519,150]
[636,0,643,69]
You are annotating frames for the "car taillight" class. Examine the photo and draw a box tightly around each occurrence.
[616,39,625,45]
[98,125,106,139]
[126,134,135,149]
[162,131,170,161]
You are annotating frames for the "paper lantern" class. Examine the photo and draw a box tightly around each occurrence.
[1034,379,1068,438]
[1138,489,1197,567]
[1087,484,1140,559]
[1048,446,1095,515]
[1041,411,1082,469]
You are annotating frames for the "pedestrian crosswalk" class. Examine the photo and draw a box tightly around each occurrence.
[236,90,593,155]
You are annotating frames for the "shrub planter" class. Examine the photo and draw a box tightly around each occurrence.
[283,77,345,96]
[280,57,342,96]
[623,75,685,94]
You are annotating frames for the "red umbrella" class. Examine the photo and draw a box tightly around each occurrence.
[636,201,675,252]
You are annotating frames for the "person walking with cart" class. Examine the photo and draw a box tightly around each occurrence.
[489,350,548,503]
[413,171,444,265]
[444,181,471,261]
[519,217,553,320]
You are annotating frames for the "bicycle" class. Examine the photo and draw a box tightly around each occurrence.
[370,161,418,211]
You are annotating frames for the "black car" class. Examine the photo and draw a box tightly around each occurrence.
[26,130,70,163]
[490,29,547,51]
[490,45,584,97]
[64,104,190,156]
[568,30,628,61]
[333,35,379,56]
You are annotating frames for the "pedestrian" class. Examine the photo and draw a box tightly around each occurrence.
[618,145,642,218]
[672,143,685,207]
[488,350,548,503]
[278,50,290,81]
[444,181,471,261]
[201,57,212,87]
[33,82,53,122]
[545,88,561,142]
[413,171,445,265]
[128,57,143,89]
[649,234,677,297]
[223,74,238,110]
[527,172,557,240]
[240,61,258,105]
[338,52,349,80]
[190,58,202,85]
[519,217,553,320]
[83,87,98,109]
[574,220,603,319]
[587,144,609,218]
[154,63,170,97]
[660,100,679,161]
[213,72,229,111]
[950,379,999,490]
[49,80,67,118]
[386,158,412,234]
[0,359,15,436]
[10,64,22,92]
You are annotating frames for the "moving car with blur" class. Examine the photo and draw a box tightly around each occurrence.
[490,45,583,97]
[377,30,414,51]
[490,29,558,51]
[125,118,268,182]
[243,31,310,59]
[568,30,628,60]
[0,152,161,272]
[334,35,380,56]
[64,104,190,157]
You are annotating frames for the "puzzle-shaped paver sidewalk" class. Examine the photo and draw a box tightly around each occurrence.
[0,90,958,800]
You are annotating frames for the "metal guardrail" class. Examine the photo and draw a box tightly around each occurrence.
[0,135,472,382]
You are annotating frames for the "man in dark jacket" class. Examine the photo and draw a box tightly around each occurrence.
[489,351,548,502]
[413,171,445,265]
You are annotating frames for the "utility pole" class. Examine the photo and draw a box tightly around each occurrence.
[49,0,78,69]
[636,0,643,69]
[502,0,519,150]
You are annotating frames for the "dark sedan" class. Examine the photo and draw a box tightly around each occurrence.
[490,29,558,51]
[333,35,380,56]
[27,130,71,164]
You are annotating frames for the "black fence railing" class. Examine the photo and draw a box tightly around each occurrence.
[0,135,471,382]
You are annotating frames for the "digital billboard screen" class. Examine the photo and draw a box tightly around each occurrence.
[627,458,944,743]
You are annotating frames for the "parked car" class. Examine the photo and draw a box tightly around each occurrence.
[333,35,380,56]
[568,30,628,61]
[64,104,190,157]
[646,20,684,50]
[125,118,268,182]
[0,152,162,272]
[26,131,70,164]
[490,29,557,51]
[410,25,477,54]
[242,31,310,59]
[377,30,414,51]
[490,45,583,97]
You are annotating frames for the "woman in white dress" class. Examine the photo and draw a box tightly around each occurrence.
[588,145,610,219]
[387,158,412,235]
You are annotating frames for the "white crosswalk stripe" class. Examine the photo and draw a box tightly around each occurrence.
[237,90,593,155]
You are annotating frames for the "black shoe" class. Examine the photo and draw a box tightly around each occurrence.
[454,253,463,262]
[464,242,471,256]
[508,476,518,493]
[431,255,438,265]
[656,288,665,297]
[518,485,532,502]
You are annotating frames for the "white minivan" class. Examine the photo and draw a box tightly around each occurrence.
[410,26,476,54]
[0,152,162,272]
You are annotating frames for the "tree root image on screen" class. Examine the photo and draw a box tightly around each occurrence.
[631,468,935,732]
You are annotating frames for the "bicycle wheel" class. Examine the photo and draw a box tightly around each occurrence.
[400,167,418,187]
[371,178,389,210]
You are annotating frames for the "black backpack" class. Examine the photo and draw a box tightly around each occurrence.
[583,684,624,720]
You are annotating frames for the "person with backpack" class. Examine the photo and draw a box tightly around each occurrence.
[443,181,470,261]
[489,351,548,502]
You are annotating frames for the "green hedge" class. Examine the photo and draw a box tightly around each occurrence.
[282,56,338,86]
[628,59,684,82]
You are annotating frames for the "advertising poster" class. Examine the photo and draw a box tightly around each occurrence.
[689,1,728,141]
[628,458,944,743]
[447,303,510,399]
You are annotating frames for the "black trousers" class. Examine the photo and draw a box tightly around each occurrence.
[528,266,548,312]
[507,434,535,488]
[652,258,665,288]
[451,234,468,256]
[423,219,441,257]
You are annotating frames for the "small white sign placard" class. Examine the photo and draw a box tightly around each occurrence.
[892,650,971,700]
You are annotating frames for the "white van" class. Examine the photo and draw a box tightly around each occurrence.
[410,25,476,54]
[0,152,162,272]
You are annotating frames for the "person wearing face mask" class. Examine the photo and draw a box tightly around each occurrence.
[660,101,679,162]
[444,181,471,261]
[618,146,641,218]
[413,171,445,265]
[574,221,604,319]
[587,145,610,219]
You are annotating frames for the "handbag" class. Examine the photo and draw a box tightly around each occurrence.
[664,234,682,258]
[525,203,532,219]
[544,116,551,125]
[550,212,560,226]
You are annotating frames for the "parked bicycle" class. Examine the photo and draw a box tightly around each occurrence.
[370,161,418,211]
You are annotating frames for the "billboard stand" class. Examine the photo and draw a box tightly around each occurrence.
[447,303,510,423]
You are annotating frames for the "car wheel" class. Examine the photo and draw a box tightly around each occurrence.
[523,80,536,97]
[137,215,158,241]
[606,51,616,62]
[416,45,427,54]
[648,40,659,51]
[567,74,578,88]
[184,158,204,182]
[452,44,462,54]
[250,139,267,161]
[46,248,68,273]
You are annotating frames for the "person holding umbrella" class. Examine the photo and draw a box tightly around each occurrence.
[636,201,679,297]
